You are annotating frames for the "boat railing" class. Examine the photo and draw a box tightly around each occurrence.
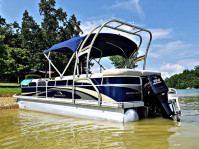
[74,19,152,79]
[43,20,152,80]
[72,78,102,106]
[168,88,181,114]
[18,77,145,109]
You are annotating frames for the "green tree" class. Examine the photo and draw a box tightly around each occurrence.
[39,0,82,45]
[109,56,127,68]
[0,35,8,75]
[1,1,83,80]
[38,0,82,74]
[0,16,21,48]
[165,66,199,89]
[21,10,45,70]
[21,10,43,55]
[65,14,82,38]
[109,55,138,68]
[6,47,31,83]
[0,16,6,27]
[39,0,64,47]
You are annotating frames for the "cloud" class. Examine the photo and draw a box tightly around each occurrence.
[81,18,173,44]
[178,59,199,68]
[159,59,199,78]
[177,47,199,59]
[160,63,184,78]
[80,19,180,64]
[141,28,172,41]
[110,0,144,17]
[80,19,140,42]
[150,28,173,40]
[149,40,199,65]
[161,63,184,71]
[149,41,191,58]
[161,72,170,79]
[80,19,198,74]
[80,19,106,35]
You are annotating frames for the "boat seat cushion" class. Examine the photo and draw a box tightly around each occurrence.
[103,69,161,76]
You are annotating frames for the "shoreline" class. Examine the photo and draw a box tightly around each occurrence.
[0,97,19,110]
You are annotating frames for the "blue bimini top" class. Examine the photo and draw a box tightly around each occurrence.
[43,33,137,59]
[43,36,86,53]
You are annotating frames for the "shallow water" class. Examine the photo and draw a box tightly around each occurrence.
[0,90,199,149]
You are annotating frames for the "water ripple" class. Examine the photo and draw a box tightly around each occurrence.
[0,95,199,148]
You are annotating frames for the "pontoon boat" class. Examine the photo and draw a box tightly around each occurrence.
[14,20,181,122]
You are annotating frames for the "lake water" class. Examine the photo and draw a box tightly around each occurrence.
[0,89,199,149]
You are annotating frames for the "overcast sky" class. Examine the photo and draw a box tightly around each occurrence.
[0,0,199,78]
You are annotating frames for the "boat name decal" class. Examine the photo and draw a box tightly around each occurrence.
[126,92,140,95]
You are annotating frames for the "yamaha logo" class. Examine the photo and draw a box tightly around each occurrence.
[153,78,162,85]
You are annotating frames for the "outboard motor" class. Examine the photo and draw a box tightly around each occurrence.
[144,75,175,120]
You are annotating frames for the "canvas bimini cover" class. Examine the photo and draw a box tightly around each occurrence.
[43,33,137,59]
[43,36,86,53]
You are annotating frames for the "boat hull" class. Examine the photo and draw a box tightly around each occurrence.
[16,99,139,123]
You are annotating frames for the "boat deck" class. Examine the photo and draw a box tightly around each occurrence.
[14,95,144,109]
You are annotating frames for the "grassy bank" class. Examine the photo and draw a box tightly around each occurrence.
[0,83,20,109]
[0,83,20,87]
[0,87,21,97]
[0,83,21,97]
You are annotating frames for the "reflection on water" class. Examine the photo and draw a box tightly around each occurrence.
[0,90,199,148]
[0,110,177,149]
[177,89,199,97]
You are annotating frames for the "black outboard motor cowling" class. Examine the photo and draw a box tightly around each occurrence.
[144,75,174,119]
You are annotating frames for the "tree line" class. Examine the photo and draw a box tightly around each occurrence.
[165,66,199,89]
[0,0,82,83]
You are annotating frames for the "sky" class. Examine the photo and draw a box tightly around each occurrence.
[0,0,199,78]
